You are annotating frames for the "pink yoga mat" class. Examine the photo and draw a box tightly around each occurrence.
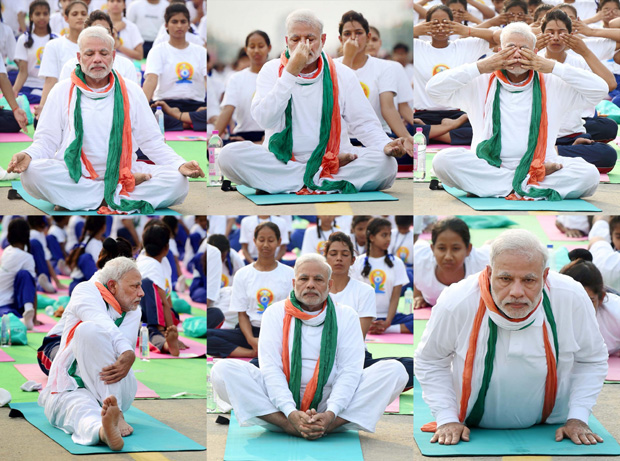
[14,363,160,397]
[207,356,251,362]
[135,336,206,359]
[537,215,588,241]
[601,173,610,183]
[164,130,207,141]
[365,333,413,345]
[426,144,455,150]
[0,348,15,362]
[396,171,413,179]
[413,308,432,320]
[385,397,400,413]
[0,132,32,142]
[32,313,58,333]
[607,356,620,381]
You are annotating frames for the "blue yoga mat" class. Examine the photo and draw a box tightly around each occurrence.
[224,412,364,461]
[413,378,620,456]
[444,185,601,212]
[11,181,181,215]
[237,185,398,206]
[9,402,205,454]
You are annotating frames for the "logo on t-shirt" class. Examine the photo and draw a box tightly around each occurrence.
[256,288,274,313]
[176,62,194,84]
[369,269,386,294]
[35,47,44,68]
[60,27,69,37]
[221,273,229,288]
[432,64,450,76]
[359,81,370,98]
[396,246,409,263]
[164,278,171,296]
[316,241,327,256]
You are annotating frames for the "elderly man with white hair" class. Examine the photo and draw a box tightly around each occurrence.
[211,253,408,439]
[38,257,144,451]
[414,229,609,446]
[426,22,606,201]
[7,26,204,213]
[217,9,413,196]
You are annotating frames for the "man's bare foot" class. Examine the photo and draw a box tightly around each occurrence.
[53,205,70,212]
[134,173,152,186]
[118,413,133,437]
[99,396,124,451]
[544,162,563,175]
[162,325,180,356]
[338,153,357,167]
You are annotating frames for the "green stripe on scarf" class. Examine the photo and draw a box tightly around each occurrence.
[287,290,338,410]
[64,65,155,214]
[476,71,561,201]
[269,52,356,194]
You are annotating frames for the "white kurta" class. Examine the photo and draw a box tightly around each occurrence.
[22,77,188,211]
[218,57,397,194]
[414,272,608,428]
[211,299,407,432]
[426,62,606,199]
[38,280,141,445]
[597,292,620,355]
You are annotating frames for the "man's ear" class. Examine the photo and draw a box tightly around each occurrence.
[321,33,327,46]
[107,279,118,295]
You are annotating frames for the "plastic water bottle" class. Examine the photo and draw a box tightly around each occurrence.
[207,363,217,412]
[413,127,426,181]
[547,244,555,271]
[140,323,149,361]
[155,106,165,136]
[404,287,414,314]
[208,131,223,187]
[1,314,11,347]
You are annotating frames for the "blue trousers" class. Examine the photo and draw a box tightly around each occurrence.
[0,270,36,317]
[29,239,50,282]
[378,312,413,334]
[206,325,261,357]
[364,350,413,390]
[68,253,97,295]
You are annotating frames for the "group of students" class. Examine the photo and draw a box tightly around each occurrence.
[413,215,620,356]
[0,0,207,133]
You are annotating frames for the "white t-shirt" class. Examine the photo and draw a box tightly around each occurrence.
[38,35,79,79]
[0,22,16,63]
[65,216,85,253]
[239,216,289,260]
[207,243,222,303]
[115,18,144,61]
[414,37,491,111]
[300,224,340,256]
[220,68,262,133]
[389,229,414,266]
[153,24,204,48]
[330,278,377,320]
[136,253,172,297]
[49,13,69,38]
[30,229,51,260]
[48,224,67,247]
[387,59,414,106]
[14,32,55,89]
[220,248,245,288]
[69,237,103,280]
[352,254,409,317]
[0,246,36,307]
[145,41,206,102]
[59,54,140,84]
[126,0,168,42]
[229,262,294,327]
[597,292,620,355]
[589,220,620,291]
[1,0,27,37]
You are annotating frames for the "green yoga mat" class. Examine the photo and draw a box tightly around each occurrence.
[413,319,427,351]
[11,181,181,215]
[237,185,398,206]
[444,185,601,212]
[168,141,206,182]
[9,402,205,454]
[224,412,363,461]
[413,378,620,456]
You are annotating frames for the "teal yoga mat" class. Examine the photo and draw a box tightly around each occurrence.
[224,412,364,461]
[9,402,205,454]
[237,185,397,206]
[413,378,620,456]
[11,181,181,215]
[444,185,601,212]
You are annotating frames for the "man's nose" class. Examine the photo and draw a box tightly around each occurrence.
[509,280,525,298]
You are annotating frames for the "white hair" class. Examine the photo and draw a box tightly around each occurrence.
[294,253,332,280]
[490,229,548,269]
[500,22,536,49]
[78,25,115,53]
[99,257,139,285]
[285,9,324,36]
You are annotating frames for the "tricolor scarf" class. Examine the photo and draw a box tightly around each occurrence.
[476,70,561,202]
[65,65,155,214]
[421,270,558,432]
[282,291,338,411]
[269,51,356,195]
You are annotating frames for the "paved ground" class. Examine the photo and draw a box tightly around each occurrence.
[0,399,206,461]
[206,179,413,215]
[207,413,413,461]
[414,183,620,215]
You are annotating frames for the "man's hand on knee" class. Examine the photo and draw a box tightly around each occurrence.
[430,422,470,445]
[100,350,135,384]
[7,152,32,173]
[384,137,413,158]
[178,160,205,178]
[556,419,604,445]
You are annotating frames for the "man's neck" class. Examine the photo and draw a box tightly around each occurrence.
[300,300,325,312]
[84,73,111,89]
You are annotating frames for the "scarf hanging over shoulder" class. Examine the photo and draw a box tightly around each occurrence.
[476,70,561,202]
[282,291,338,411]
[268,51,356,195]
[421,270,558,432]
[65,65,155,214]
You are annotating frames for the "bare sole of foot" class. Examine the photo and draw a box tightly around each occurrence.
[100,396,124,451]
[118,413,133,437]
[134,173,152,186]
[338,153,357,167]
[544,162,563,175]
[163,325,180,356]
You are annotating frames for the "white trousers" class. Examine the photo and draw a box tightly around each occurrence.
[42,322,137,446]
[211,359,408,433]
[218,141,397,194]
[22,159,189,211]
[432,148,599,199]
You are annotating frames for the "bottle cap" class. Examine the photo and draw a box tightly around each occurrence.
[156,106,162,111]
[416,127,423,133]
[212,130,219,135]
[142,323,147,327]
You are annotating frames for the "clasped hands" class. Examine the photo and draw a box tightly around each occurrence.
[288,409,336,440]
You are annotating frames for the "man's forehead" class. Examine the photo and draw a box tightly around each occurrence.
[121,269,142,283]
[296,262,328,278]
[492,251,544,274]
[287,22,321,37]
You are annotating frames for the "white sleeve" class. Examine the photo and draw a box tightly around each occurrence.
[23,83,65,160]
[251,61,296,131]
[239,218,252,245]
[220,73,239,108]
[300,228,315,255]
[551,62,609,113]
[38,40,60,79]
[588,219,611,242]
[425,62,482,111]
[393,258,410,286]
[206,246,222,303]
[229,270,250,313]
[144,44,162,76]
[117,307,141,349]
[13,35,26,62]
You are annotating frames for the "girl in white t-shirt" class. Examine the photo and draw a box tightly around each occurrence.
[350,215,370,256]
[413,217,489,308]
[390,215,414,267]
[207,222,294,358]
[66,216,106,295]
[589,217,620,291]
[106,0,144,61]
[12,1,57,104]
[50,0,71,37]
[301,216,339,256]
[352,218,412,334]
[143,3,206,131]
[214,30,271,143]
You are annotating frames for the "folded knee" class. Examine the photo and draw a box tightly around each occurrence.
[73,321,109,342]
